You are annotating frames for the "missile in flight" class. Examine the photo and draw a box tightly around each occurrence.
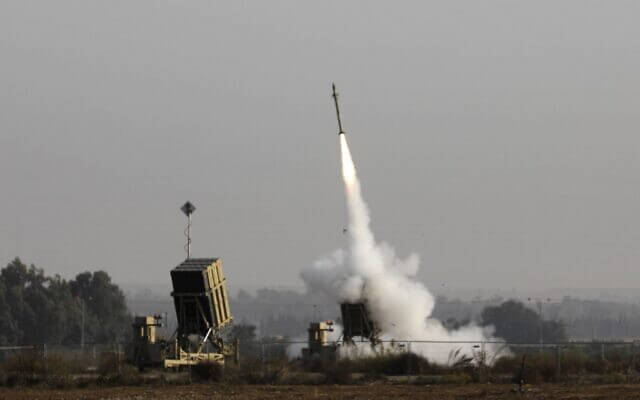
[332,83,345,135]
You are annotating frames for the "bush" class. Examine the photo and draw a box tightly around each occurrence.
[490,353,559,383]
[441,373,473,384]
[559,349,588,375]
[590,373,629,384]
[585,358,609,374]
[223,359,289,384]
[96,364,142,386]
[324,360,352,384]
[192,362,224,382]
[343,353,441,376]
[97,352,118,376]
[531,355,557,383]
[95,352,143,386]
[0,350,78,387]
[491,355,521,375]
[45,374,75,389]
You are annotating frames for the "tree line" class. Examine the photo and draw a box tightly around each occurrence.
[0,258,130,346]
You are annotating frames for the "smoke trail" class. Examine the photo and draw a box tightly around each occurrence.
[340,134,385,279]
[300,134,503,364]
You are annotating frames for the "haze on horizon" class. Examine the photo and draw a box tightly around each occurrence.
[1,1,640,294]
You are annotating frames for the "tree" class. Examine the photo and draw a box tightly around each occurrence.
[70,270,130,344]
[480,300,567,343]
[0,276,18,345]
[225,323,260,358]
[0,258,43,344]
[0,258,130,345]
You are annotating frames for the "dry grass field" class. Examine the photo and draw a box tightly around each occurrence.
[1,383,640,400]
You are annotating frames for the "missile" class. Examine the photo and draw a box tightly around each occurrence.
[332,83,345,135]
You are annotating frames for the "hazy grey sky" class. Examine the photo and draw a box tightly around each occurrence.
[2,1,640,293]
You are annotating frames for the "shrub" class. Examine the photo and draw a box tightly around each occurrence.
[192,362,224,382]
[95,351,142,386]
[0,350,77,387]
[223,359,290,384]
[324,360,352,384]
[585,358,609,374]
[97,352,118,376]
[343,353,440,376]
[559,349,588,374]
[96,364,141,386]
[490,353,559,383]
[441,373,473,384]
[532,355,557,383]
[491,355,521,375]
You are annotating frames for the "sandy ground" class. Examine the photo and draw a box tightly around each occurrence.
[0,383,640,400]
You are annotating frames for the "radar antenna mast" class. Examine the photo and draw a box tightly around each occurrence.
[181,201,196,259]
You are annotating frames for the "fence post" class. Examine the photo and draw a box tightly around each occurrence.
[555,346,561,380]
[116,343,121,375]
[234,338,240,365]
[629,342,635,374]
[406,341,411,376]
[601,343,605,361]
[42,344,47,375]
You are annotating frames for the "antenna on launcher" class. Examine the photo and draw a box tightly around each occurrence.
[181,201,196,259]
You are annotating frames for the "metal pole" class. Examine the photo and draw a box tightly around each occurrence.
[538,301,543,353]
[406,341,411,375]
[81,299,85,350]
[630,342,636,374]
[42,343,47,374]
[234,338,240,365]
[555,346,561,380]
[187,214,191,259]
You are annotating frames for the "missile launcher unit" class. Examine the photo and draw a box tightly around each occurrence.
[165,258,234,368]
[128,315,166,367]
[170,258,232,337]
[340,302,380,344]
[302,320,337,360]
[128,258,236,369]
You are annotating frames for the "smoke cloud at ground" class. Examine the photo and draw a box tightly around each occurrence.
[299,134,503,364]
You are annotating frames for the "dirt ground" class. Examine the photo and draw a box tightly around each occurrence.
[1,383,640,400]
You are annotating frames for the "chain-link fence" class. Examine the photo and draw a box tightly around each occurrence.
[238,338,640,380]
[1,339,639,382]
[0,343,127,376]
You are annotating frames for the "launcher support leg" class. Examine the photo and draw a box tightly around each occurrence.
[197,328,213,353]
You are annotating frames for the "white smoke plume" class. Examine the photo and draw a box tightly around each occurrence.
[300,134,504,364]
